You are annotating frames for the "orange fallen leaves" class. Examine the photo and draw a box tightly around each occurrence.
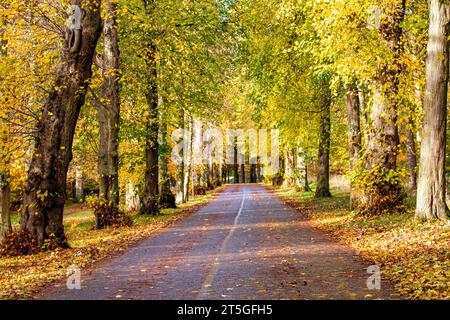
[0,194,216,300]
[276,187,450,300]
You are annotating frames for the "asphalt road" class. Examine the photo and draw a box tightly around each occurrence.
[40,184,399,300]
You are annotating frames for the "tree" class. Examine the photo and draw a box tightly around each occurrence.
[296,148,312,192]
[416,0,450,220]
[346,84,362,208]
[95,0,121,228]
[140,41,160,215]
[159,113,176,209]
[315,77,332,198]
[21,0,102,247]
[405,114,417,191]
[356,0,406,214]
[0,24,11,241]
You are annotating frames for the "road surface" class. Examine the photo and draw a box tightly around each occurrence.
[40,184,399,300]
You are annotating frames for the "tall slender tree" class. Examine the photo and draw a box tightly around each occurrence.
[96,0,121,228]
[315,78,332,198]
[346,84,362,208]
[159,115,176,209]
[140,42,160,215]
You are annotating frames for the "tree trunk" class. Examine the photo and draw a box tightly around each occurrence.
[234,137,239,184]
[74,167,84,203]
[347,85,362,165]
[96,0,121,228]
[296,148,312,192]
[358,87,371,148]
[405,115,417,191]
[256,157,262,182]
[346,84,362,208]
[315,88,332,198]
[0,30,11,241]
[159,119,176,209]
[284,149,295,187]
[416,0,450,220]
[140,42,159,215]
[183,114,193,202]
[0,170,11,241]
[175,109,185,204]
[250,163,257,183]
[359,0,406,214]
[21,0,101,247]
[125,181,140,212]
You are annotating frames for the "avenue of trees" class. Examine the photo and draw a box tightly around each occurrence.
[0,0,449,249]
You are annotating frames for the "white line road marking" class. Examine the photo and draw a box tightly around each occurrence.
[197,189,247,299]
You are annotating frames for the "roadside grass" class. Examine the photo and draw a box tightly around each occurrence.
[0,192,217,300]
[273,185,450,300]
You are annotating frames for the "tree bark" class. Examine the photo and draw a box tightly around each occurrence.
[175,109,186,204]
[296,148,312,192]
[0,28,11,241]
[250,163,256,183]
[284,149,295,187]
[125,181,140,212]
[416,0,450,220]
[140,42,159,215]
[159,119,176,209]
[96,0,121,228]
[74,167,84,203]
[347,85,362,165]
[183,114,193,202]
[315,88,332,198]
[21,0,102,247]
[256,157,262,182]
[405,115,417,191]
[0,170,11,241]
[234,137,239,183]
[346,84,362,208]
[359,0,406,214]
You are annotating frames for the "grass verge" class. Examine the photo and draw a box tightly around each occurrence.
[272,185,450,300]
[0,190,221,300]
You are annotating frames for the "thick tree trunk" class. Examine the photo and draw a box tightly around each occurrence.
[365,88,400,171]
[140,42,159,215]
[416,0,450,220]
[346,84,362,208]
[96,0,121,228]
[21,0,101,247]
[315,90,332,198]
[359,0,406,214]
